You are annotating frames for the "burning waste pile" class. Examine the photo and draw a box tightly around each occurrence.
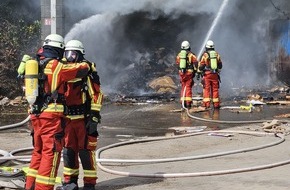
[113,47,179,96]
[2,0,290,107]
[62,0,290,106]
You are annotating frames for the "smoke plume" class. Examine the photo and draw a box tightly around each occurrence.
[64,0,287,96]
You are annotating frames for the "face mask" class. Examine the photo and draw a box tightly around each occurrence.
[65,50,79,62]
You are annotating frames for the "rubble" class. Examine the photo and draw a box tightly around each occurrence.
[148,76,177,94]
[261,119,290,134]
[0,96,26,106]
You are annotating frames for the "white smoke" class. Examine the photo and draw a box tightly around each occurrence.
[64,0,286,95]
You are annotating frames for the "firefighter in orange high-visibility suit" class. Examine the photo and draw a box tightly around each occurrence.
[24,34,90,190]
[198,40,222,109]
[176,40,198,109]
[56,40,103,190]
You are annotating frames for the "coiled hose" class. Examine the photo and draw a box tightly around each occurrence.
[96,88,290,178]
[1,99,290,178]
[96,131,290,178]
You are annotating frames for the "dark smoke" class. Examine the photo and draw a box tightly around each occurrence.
[64,0,289,96]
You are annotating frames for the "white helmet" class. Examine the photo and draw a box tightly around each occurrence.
[65,40,85,54]
[43,34,64,49]
[181,41,190,50]
[205,40,214,49]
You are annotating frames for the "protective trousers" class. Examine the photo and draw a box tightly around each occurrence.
[63,119,97,186]
[25,115,64,190]
[179,72,194,108]
[202,73,220,108]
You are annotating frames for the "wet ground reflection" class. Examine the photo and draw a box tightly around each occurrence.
[1,102,290,148]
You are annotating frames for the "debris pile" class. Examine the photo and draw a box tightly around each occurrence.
[261,119,290,134]
[148,76,177,94]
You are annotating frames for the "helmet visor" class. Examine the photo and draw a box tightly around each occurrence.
[65,50,79,62]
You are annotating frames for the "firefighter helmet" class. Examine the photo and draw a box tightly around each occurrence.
[181,41,190,50]
[65,40,85,54]
[43,34,64,49]
[64,40,85,62]
[205,40,215,49]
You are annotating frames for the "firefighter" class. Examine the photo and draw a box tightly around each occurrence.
[24,34,90,190]
[198,40,222,109]
[176,40,198,109]
[56,40,103,190]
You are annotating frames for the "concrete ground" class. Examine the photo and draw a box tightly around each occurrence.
[1,101,290,189]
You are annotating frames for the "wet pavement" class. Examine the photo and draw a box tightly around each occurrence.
[1,100,290,189]
[98,101,290,147]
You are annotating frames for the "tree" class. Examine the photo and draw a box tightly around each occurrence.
[0,0,41,98]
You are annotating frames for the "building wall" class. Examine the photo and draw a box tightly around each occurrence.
[269,19,290,85]
[40,0,64,43]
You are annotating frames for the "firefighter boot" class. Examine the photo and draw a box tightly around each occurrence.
[55,183,78,190]
[83,183,95,190]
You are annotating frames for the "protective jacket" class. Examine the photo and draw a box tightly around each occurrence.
[63,60,103,187]
[176,50,198,108]
[199,50,222,108]
[25,49,90,190]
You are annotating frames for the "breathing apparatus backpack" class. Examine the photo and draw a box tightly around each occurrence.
[24,59,39,105]
[179,50,187,73]
[207,50,218,71]
[23,57,52,113]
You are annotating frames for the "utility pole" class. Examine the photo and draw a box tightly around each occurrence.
[51,0,57,34]
[40,0,64,43]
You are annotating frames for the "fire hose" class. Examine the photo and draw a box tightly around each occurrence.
[0,115,30,131]
[1,99,290,178]
[95,87,290,177]
[96,131,290,178]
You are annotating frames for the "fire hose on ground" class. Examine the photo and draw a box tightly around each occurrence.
[96,131,290,178]
[1,99,290,178]
[95,87,290,178]
[0,115,30,131]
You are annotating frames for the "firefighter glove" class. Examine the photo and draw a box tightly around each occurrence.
[91,111,101,123]
[86,118,99,137]
[86,111,101,137]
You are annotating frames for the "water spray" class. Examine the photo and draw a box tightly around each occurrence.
[197,0,229,60]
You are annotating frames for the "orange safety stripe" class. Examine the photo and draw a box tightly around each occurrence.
[67,78,82,83]
[97,91,103,103]
[82,90,86,104]
[51,62,63,92]
[26,168,38,177]
[87,77,94,96]
[91,93,103,111]
[91,104,101,111]
[62,62,89,70]
[50,151,59,178]
[88,141,97,147]
[212,98,219,103]
[43,104,64,113]
[83,169,97,178]
[44,68,52,74]
[203,98,211,102]
[180,97,192,101]
[63,167,79,176]
[83,151,97,177]
[66,115,84,120]
[35,175,55,185]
